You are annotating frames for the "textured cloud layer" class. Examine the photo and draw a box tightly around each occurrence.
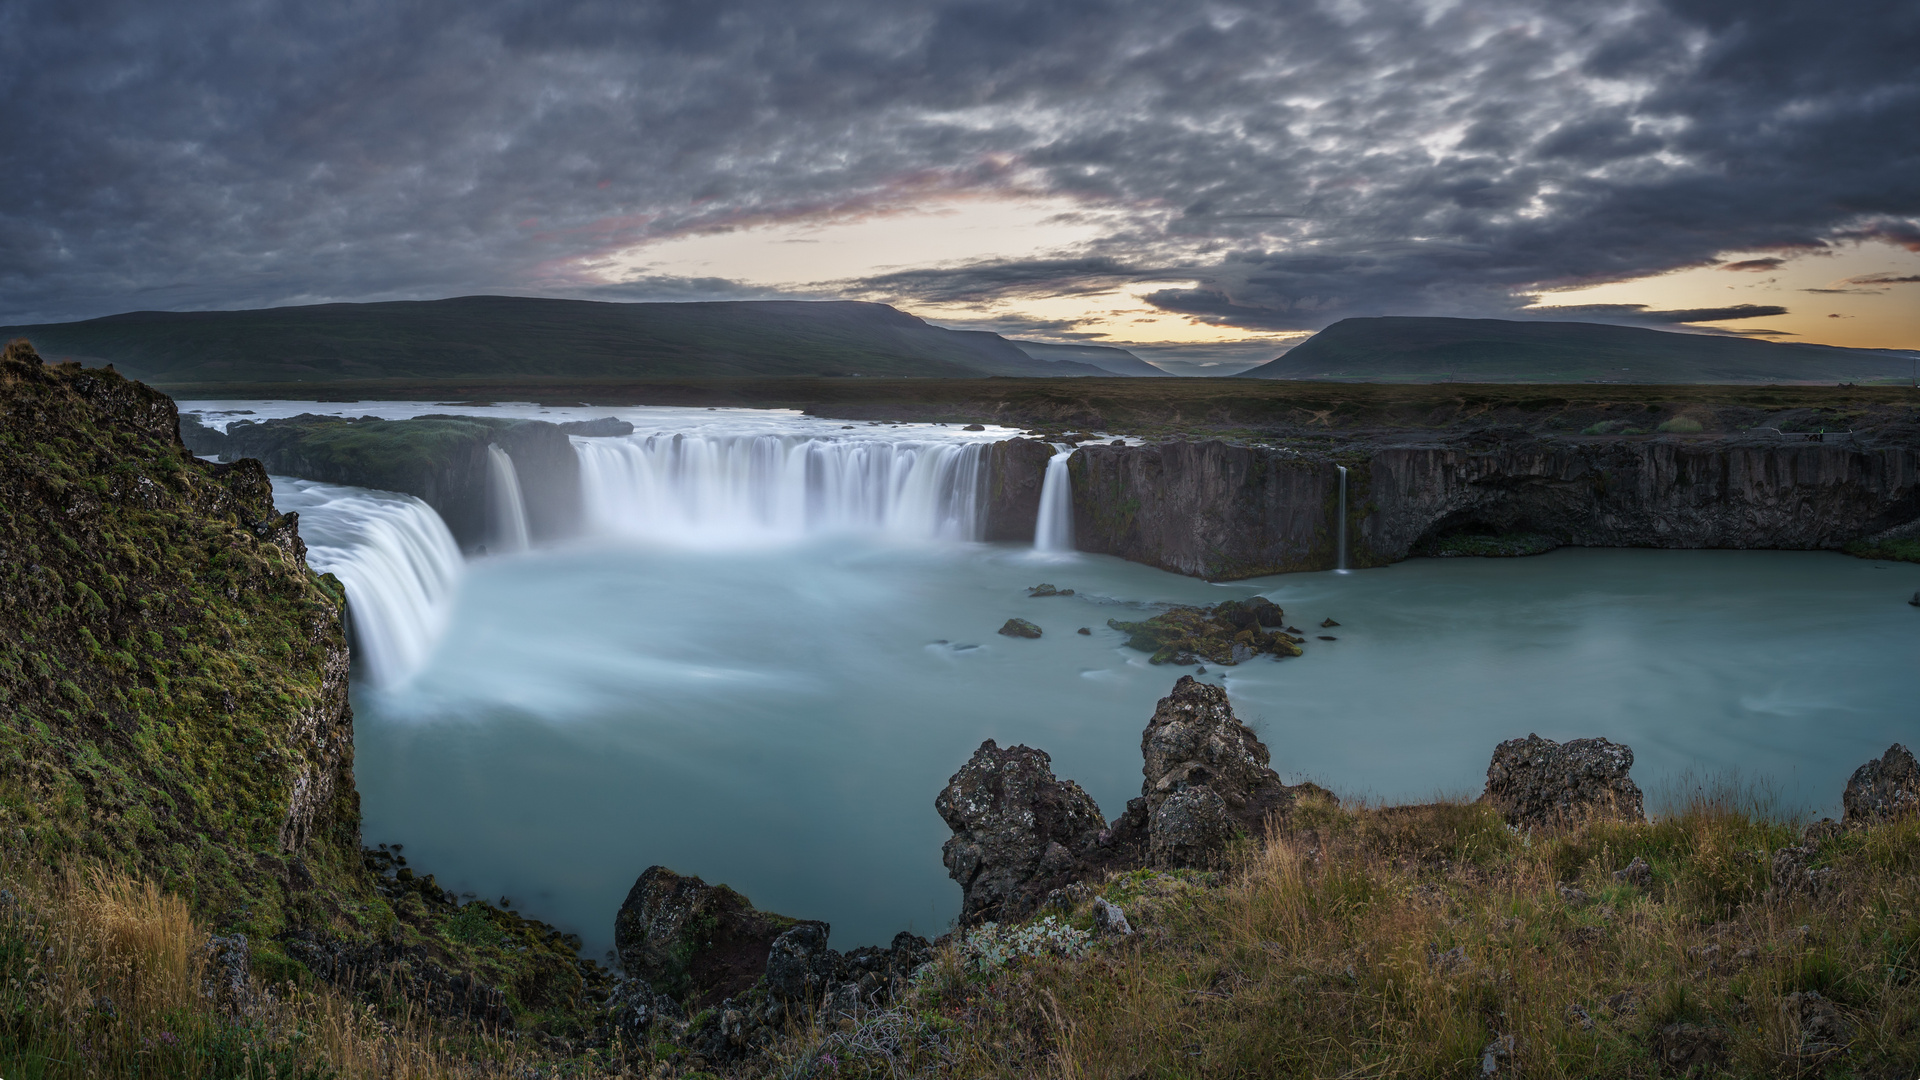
[3,0,1916,335]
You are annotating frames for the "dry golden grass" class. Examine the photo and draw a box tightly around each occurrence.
[788,794,1920,1080]
[0,854,596,1079]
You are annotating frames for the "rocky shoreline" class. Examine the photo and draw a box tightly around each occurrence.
[588,674,1916,1073]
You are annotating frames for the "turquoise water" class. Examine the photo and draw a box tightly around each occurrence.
[349,541,1920,959]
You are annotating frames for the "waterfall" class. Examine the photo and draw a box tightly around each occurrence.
[486,444,531,554]
[269,478,464,687]
[572,433,988,542]
[1034,447,1076,553]
[1335,464,1350,573]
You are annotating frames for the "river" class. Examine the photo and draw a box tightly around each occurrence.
[181,401,1920,959]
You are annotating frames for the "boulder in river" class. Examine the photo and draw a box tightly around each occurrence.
[614,866,804,1005]
[1481,734,1644,830]
[1842,743,1918,825]
[1107,598,1301,665]
[998,617,1043,638]
[935,740,1106,923]
[1028,583,1074,597]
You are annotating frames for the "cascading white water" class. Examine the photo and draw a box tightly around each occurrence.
[573,433,988,542]
[269,478,464,687]
[486,444,531,553]
[1335,464,1350,573]
[1034,447,1076,553]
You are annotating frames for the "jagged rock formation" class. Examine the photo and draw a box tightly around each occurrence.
[1482,734,1644,829]
[935,741,1107,924]
[935,679,1317,916]
[990,436,1920,579]
[190,412,582,548]
[614,866,805,1006]
[1842,743,1918,825]
[1135,676,1304,866]
[1108,597,1303,665]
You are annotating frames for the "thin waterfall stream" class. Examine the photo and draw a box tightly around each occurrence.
[1335,464,1349,573]
[1034,446,1076,552]
[486,445,532,553]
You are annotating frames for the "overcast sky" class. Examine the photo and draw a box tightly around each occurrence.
[3,0,1917,362]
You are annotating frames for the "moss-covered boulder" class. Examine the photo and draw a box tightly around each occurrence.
[614,866,808,1007]
[1107,597,1302,665]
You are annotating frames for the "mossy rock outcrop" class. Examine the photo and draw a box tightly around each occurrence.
[0,339,361,954]
[614,866,807,1007]
[0,341,615,1038]
[1108,597,1302,665]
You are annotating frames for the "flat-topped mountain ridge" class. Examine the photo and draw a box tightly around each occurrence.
[1247,316,1919,384]
[0,296,1117,384]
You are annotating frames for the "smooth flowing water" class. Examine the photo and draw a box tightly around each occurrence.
[238,402,1920,961]
[270,479,464,688]
[1034,448,1076,554]
[485,445,532,554]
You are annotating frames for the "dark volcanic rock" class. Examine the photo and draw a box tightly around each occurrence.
[763,921,837,1003]
[1482,734,1644,830]
[1139,676,1300,866]
[1108,598,1302,665]
[555,416,635,436]
[1071,436,1920,581]
[936,740,1106,923]
[998,617,1043,638]
[613,866,802,1006]
[983,437,1056,542]
[1842,743,1919,825]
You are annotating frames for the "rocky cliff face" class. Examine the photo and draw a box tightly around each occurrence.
[1362,438,1920,560]
[205,413,583,548]
[989,435,1920,579]
[982,437,1055,542]
[0,340,359,942]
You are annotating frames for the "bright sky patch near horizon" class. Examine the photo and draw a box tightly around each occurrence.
[3,0,1917,361]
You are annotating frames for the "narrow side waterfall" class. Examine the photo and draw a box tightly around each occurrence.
[1335,464,1350,573]
[572,434,988,542]
[269,478,464,687]
[1034,447,1076,553]
[486,444,531,554]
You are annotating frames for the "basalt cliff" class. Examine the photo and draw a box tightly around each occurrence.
[985,434,1920,579]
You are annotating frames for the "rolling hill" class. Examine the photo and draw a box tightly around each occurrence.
[1244,317,1920,384]
[1008,340,1170,376]
[0,296,1114,384]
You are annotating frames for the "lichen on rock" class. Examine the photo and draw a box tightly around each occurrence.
[935,740,1107,924]
[1842,743,1918,825]
[1482,733,1644,830]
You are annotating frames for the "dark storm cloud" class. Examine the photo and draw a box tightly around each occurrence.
[2,0,1917,332]
[1528,303,1789,324]
[1722,258,1786,272]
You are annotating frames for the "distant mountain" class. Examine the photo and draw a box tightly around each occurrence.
[1008,340,1170,377]
[0,296,1114,384]
[1244,316,1920,384]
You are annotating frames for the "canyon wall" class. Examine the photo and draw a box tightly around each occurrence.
[206,414,582,548]
[988,436,1920,579]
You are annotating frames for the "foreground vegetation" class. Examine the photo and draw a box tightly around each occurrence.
[7,791,1913,1078]
[755,791,1918,1079]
